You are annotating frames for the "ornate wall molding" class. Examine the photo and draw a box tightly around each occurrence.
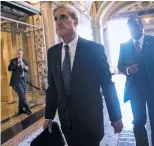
[33,15,47,93]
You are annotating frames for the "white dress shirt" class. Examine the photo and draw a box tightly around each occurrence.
[126,34,144,75]
[62,35,79,70]
[18,58,24,77]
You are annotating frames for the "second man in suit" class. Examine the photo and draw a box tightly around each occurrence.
[8,49,32,115]
[118,16,154,146]
[43,4,123,146]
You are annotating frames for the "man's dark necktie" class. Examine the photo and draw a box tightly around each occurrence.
[135,40,140,52]
[62,45,71,96]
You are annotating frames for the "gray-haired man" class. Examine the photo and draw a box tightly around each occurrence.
[44,4,123,146]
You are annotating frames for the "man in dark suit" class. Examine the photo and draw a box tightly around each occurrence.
[118,16,154,146]
[43,4,123,146]
[8,49,32,115]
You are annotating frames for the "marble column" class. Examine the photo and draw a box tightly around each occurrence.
[41,2,61,49]
[92,24,113,73]
[91,24,101,43]
[41,2,54,49]
[102,26,112,72]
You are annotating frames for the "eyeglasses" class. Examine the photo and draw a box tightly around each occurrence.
[54,14,69,22]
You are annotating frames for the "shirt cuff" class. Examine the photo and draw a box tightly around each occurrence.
[126,67,130,75]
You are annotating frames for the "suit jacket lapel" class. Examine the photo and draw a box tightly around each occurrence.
[56,43,63,69]
[142,35,149,52]
[55,43,63,93]
[15,58,18,63]
[128,40,137,62]
[71,37,82,75]
[140,35,150,62]
[70,37,85,96]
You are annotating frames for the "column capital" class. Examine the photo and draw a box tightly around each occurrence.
[91,24,101,29]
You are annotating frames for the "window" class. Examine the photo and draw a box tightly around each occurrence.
[107,18,131,73]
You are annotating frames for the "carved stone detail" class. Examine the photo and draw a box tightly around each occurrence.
[33,15,47,93]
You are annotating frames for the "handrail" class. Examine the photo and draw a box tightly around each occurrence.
[27,81,46,91]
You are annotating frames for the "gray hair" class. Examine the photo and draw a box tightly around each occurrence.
[53,3,80,20]
[17,48,23,52]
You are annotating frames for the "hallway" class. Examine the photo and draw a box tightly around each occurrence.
[1,1,154,146]
[3,75,152,146]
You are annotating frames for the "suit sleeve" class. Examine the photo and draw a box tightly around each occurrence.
[45,49,58,119]
[118,44,129,76]
[8,59,18,71]
[98,45,122,122]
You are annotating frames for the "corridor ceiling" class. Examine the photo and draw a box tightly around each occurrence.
[1,1,42,34]
[89,1,154,25]
[1,1,41,20]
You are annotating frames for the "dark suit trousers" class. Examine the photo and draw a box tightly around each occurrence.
[130,87,154,146]
[13,77,29,110]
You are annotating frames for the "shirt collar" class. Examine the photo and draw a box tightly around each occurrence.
[18,58,22,60]
[132,34,144,44]
[63,35,79,48]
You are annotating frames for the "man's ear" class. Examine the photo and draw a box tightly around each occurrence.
[74,18,78,27]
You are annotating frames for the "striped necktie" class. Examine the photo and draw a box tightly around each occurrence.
[135,40,140,52]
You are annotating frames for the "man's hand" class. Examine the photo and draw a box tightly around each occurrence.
[18,62,22,67]
[128,64,139,74]
[19,62,28,71]
[21,62,25,68]
[18,61,24,68]
[43,119,52,133]
[24,65,28,71]
[111,120,123,134]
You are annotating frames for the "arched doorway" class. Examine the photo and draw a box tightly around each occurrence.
[90,0,154,131]
[106,18,131,73]
[92,1,154,69]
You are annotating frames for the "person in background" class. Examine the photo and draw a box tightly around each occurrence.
[43,4,123,146]
[118,16,154,146]
[8,49,32,115]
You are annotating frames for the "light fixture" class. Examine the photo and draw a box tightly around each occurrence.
[29,1,39,4]
[144,17,151,24]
